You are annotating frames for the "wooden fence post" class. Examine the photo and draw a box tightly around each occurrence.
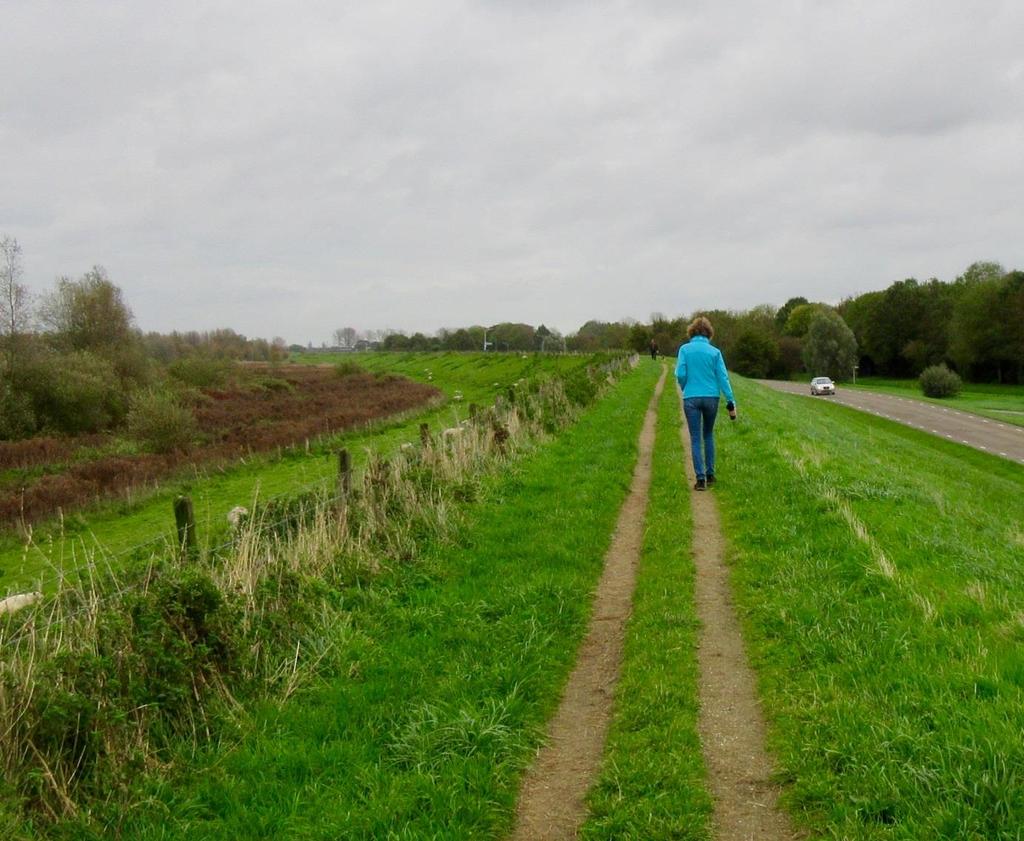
[174,495,196,557]
[338,448,352,496]
[419,422,431,446]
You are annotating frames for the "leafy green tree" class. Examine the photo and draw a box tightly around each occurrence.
[803,311,858,381]
[731,328,779,378]
[569,320,629,351]
[691,310,738,360]
[783,303,829,337]
[489,322,536,351]
[838,290,884,375]
[534,325,564,351]
[40,267,150,386]
[407,332,436,351]
[775,296,808,331]
[740,303,778,336]
[382,332,411,350]
[627,322,652,354]
[1003,271,1024,382]
[41,267,134,353]
[650,314,686,357]
[775,335,805,379]
[951,267,1024,382]
[959,260,1004,286]
[843,274,963,378]
[440,328,476,351]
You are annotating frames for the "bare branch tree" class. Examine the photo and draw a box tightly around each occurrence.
[0,235,32,376]
[333,327,358,348]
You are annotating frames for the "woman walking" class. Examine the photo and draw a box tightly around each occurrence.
[675,316,737,490]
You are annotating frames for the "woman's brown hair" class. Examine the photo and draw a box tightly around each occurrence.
[687,316,714,339]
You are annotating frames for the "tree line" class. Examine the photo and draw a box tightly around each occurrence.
[367,259,1022,385]
[4,231,1020,441]
[632,260,1022,384]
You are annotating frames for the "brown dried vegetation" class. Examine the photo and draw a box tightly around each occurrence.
[0,366,439,527]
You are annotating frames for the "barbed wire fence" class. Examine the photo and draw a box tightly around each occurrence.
[0,352,640,646]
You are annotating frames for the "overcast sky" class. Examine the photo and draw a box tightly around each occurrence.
[3,1,1023,343]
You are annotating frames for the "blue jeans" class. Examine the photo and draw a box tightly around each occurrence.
[683,396,719,479]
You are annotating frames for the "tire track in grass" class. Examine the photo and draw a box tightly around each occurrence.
[510,366,666,840]
[680,390,796,841]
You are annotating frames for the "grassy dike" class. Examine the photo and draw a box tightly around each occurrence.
[716,379,1024,839]
[103,360,661,840]
[581,368,712,839]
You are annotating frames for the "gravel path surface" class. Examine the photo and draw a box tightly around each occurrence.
[757,381,1024,466]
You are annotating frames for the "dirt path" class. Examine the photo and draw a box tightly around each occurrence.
[681,393,796,841]
[758,380,1024,465]
[509,366,666,841]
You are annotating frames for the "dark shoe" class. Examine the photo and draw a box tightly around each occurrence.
[706,474,716,487]
[694,477,707,491]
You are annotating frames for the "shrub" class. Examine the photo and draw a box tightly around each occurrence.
[561,369,599,406]
[21,351,127,434]
[168,354,233,388]
[127,388,198,453]
[731,328,779,378]
[0,381,36,439]
[919,363,962,398]
[252,375,294,393]
[333,360,366,378]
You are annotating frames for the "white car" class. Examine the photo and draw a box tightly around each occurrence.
[810,376,836,396]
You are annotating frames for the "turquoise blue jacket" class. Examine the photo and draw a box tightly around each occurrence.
[675,336,736,404]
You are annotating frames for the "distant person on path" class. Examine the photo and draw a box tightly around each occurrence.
[649,338,658,360]
[675,317,737,491]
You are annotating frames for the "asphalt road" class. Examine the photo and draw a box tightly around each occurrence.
[757,380,1024,466]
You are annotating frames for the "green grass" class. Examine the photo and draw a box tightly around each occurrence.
[297,350,609,405]
[716,378,1024,839]
[581,366,712,840]
[84,359,658,840]
[0,353,600,592]
[850,377,1024,427]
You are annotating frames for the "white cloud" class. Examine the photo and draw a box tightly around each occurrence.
[2,0,1023,342]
